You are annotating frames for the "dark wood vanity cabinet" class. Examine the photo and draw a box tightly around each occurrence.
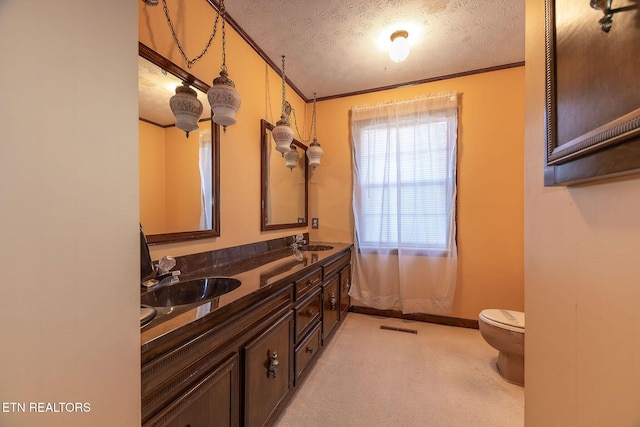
[141,285,292,427]
[142,247,352,427]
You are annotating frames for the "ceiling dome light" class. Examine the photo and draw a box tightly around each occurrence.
[389,30,410,63]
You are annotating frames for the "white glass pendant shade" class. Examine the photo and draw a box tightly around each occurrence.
[284,145,299,170]
[389,30,410,63]
[170,82,203,137]
[208,70,241,130]
[306,137,324,168]
[273,115,294,154]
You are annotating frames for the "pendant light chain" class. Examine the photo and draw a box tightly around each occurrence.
[312,93,317,139]
[220,0,228,73]
[280,56,289,122]
[161,0,221,69]
[290,98,314,144]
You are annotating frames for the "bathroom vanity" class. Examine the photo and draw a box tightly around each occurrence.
[140,239,352,427]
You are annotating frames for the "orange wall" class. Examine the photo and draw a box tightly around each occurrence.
[139,122,204,234]
[139,0,309,259]
[139,1,524,321]
[139,120,167,234]
[311,68,525,320]
[164,126,202,233]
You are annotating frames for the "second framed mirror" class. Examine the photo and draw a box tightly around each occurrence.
[260,119,308,231]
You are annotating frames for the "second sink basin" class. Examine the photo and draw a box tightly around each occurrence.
[141,277,241,307]
[300,245,334,251]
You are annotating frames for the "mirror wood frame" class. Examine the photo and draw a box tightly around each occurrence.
[260,119,309,231]
[139,42,221,244]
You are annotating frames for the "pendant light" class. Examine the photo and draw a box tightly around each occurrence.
[306,93,323,168]
[272,56,295,154]
[207,0,241,132]
[169,81,204,138]
[307,137,324,168]
[283,144,299,170]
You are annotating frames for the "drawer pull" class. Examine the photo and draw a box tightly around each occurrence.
[305,346,314,354]
[306,309,315,317]
[343,279,350,293]
[307,278,319,286]
[268,351,280,378]
[329,292,337,310]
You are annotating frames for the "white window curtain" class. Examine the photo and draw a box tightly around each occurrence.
[350,92,458,314]
[198,128,212,230]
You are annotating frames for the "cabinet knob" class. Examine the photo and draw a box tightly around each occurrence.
[306,309,315,317]
[344,279,350,293]
[329,292,337,310]
[305,346,314,354]
[268,351,280,378]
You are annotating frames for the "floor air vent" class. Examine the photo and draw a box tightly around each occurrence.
[380,325,418,334]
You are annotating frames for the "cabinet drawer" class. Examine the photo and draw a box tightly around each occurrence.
[294,323,321,385]
[323,251,351,280]
[294,289,321,341]
[295,268,322,300]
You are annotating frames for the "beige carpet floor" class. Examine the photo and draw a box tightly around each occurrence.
[274,313,524,427]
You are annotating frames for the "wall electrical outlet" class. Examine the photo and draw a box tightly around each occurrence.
[311,218,319,229]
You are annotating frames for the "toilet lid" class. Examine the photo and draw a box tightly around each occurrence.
[479,309,525,332]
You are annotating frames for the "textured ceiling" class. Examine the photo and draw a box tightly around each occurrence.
[139,0,526,125]
[223,0,525,100]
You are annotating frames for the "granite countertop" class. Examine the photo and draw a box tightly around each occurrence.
[140,242,352,354]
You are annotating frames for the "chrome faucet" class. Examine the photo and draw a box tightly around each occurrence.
[290,233,306,249]
[141,256,181,289]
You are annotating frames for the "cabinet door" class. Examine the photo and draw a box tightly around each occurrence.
[144,354,239,427]
[339,265,351,319]
[244,312,293,427]
[322,275,340,342]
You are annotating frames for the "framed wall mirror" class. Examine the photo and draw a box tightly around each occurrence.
[261,119,308,231]
[139,43,220,244]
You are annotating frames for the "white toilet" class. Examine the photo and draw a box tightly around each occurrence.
[478,309,525,386]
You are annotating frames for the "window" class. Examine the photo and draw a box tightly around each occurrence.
[352,95,457,255]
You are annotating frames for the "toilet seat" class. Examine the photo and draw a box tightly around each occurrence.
[479,309,524,333]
